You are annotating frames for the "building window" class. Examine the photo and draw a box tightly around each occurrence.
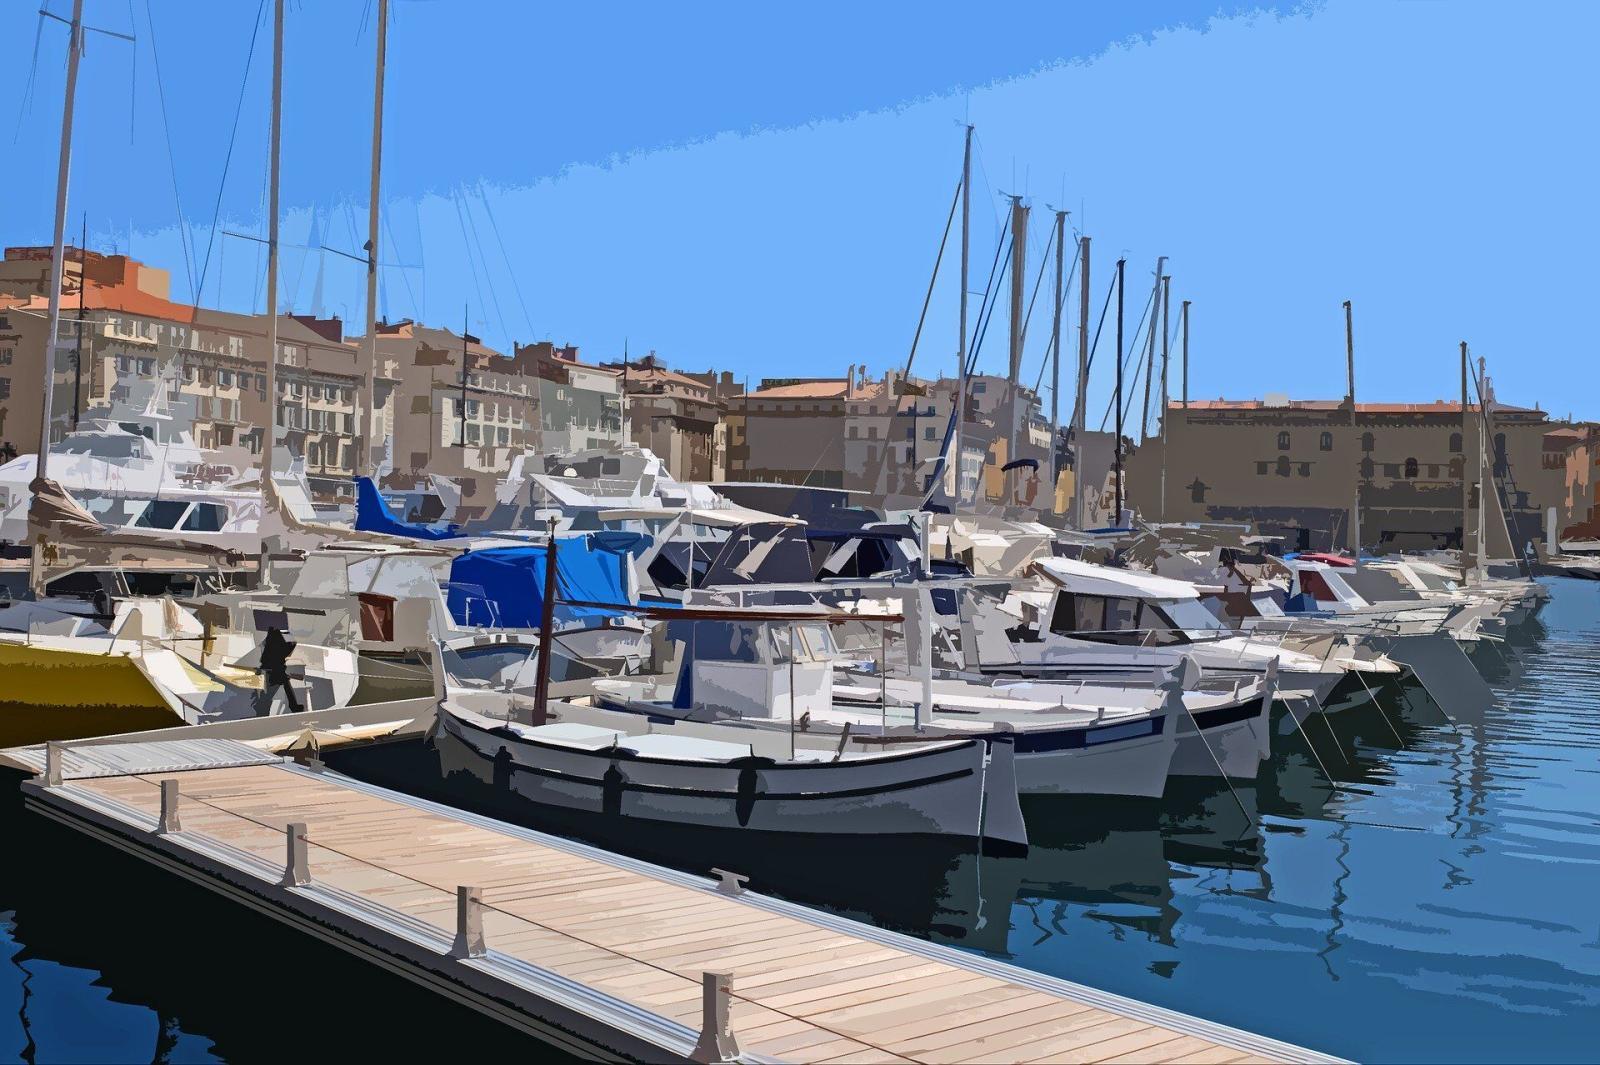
[1276,456,1291,477]
[1189,479,1208,503]
[1277,431,1291,451]
[925,427,936,440]
[1361,432,1374,453]
[1298,463,1311,477]
[1360,457,1375,479]
[1319,432,1333,451]
[1256,461,1269,475]
[1404,457,1419,478]
[1449,432,1463,453]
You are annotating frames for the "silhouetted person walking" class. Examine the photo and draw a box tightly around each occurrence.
[256,627,302,716]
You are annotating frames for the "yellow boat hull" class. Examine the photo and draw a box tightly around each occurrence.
[0,642,183,747]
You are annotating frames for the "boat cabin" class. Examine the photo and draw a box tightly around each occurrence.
[1029,558,1230,646]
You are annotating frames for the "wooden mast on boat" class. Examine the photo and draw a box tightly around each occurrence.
[1048,209,1065,519]
[262,0,284,500]
[1344,300,1359,563]
[1074,236,1090,530]
[28,0,85,599]
[362,0,388,471]
[952,125,972,507]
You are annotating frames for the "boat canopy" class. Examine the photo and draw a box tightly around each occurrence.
[1032,557,1203,601]
[445,538,631,628]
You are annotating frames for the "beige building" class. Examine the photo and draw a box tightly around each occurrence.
[610,353,721,482]
[1128,394,1587,553]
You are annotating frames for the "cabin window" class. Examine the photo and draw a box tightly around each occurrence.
[1319,432,1333,451]
[180,503,226,532]
[1277,431,1291,451]
[1299,570,1337,601]
[1048,593,1188,646]
[133,499,189,530]
[1449,432,1463,453]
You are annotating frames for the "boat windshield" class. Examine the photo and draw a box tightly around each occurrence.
[1047,592,1191,646]
[1158,597,1231,637]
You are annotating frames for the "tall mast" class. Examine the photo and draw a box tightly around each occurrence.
[363,0,387,472]
[1114,258,1125,522]
[1460,340,1474,577]
[73,213,86,429]
[262,0,284,491]
[36,0,85,479]
[1159,274,1170,521]
[1074,236,1090,530]
[1344,300,1358,561]
[29,0,84,599]
[1005,194,1028,503]
[1181,299,1190,409]
[1474,352,1488,573]
[1049,209,1065,517]
[1140,256,1165,443]
[953,126,972,508]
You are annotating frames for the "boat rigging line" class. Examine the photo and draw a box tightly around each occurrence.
[196,0,270,305]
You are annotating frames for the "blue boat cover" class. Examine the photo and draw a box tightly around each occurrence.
[355,477,460,540]
[446,539,630,628]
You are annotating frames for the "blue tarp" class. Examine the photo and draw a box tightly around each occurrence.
[355,477,460,540]
[446,539,630,629]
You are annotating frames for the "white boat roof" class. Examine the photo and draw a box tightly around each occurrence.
[1032,557,1202,600]
[599,505,802,528]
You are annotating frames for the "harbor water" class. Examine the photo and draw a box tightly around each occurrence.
[4,578,1598,1062]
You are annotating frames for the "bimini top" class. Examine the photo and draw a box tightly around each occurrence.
[1031,557,1203,600]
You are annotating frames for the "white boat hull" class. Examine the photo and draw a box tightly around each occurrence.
[439,702,1023,845]
[1170,696,1271,779]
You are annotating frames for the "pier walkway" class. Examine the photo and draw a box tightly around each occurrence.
[10,739,1339,1063]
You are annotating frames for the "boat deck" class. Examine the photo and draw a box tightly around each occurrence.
[15,739,1339,1063]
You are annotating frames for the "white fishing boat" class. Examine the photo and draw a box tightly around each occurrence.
[434,639,1028,848]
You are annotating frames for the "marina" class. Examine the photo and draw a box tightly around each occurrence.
[3,2,1598,1062]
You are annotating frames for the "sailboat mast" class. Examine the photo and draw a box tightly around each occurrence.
[1461,340,1473,576]
[1344,300,1358,561]
[953,125,972,508]
[1159,274,1170,521]
[1140,256,1165,443]
[73,214,86,429]
[1181,299,1189,409]
[262,0,284,490]
[35,0,85,479]
[363,0,387,471]
[1006,195,1027,504]
[1074,236,1090,530]
[1114,258,1125,521]
[1049,209,1065,515]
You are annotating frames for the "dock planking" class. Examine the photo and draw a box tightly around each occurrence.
[16,744,1340,1063]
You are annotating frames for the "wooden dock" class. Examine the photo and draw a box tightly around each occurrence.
[10,739,1340,1064]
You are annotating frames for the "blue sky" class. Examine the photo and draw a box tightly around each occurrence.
[5,1,1597,421]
